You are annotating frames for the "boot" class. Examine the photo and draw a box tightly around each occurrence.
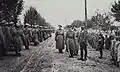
[15,51,21,56]
[69,55,74,58]
[25,46,29,50]
[78,58,84,61]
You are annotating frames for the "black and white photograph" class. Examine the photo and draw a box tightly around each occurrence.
[0,0,120,72]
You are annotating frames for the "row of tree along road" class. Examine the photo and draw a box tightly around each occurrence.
[64,1,120,34]
[0,0,55,59]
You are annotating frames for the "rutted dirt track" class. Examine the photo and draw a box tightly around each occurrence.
[1,34,120,72]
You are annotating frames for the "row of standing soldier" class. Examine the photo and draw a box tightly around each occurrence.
[0,22,52,60]
[55,25,120,62]
[87,30,120,67]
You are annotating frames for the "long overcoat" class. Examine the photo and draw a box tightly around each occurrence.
[2,26,13,51]
[55,29,64,50]
[0,26,5,56]
[12,28,23,52]
[23,28,31,46]
[32,29,39,43]
[74,30,79,54]
[66,30,75,55]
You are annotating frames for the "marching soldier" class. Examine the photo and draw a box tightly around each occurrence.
[78,26,88,61]
[55,25,64,53]
[66,25,75,58]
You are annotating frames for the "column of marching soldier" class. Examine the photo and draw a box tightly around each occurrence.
[0,21,52,60]
[55,25,120,67]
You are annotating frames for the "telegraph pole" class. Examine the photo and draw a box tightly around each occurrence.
[84,0,87,28]
[65,15,67,25]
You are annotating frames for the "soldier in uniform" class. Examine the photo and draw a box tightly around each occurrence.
[38,26,43,42]
[49,29,52,37]
[12,24,23,56]
[105,35,111,50]
[32,26,39,46]
[73,26,79,55]
[2,22,13,55]
[98,33,104,59]
[114,36,120,66]
[66,25,75,58]
[0,23,5,60]
[23,24,31,49]
[78,26,88,61]
[110,35,116,62]
[55,25,64,53]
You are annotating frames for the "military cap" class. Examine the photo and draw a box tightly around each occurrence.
[24,23,30,27]
[81,26,85,30]
[67,25,72,28]
[7,22,14,26]
[16,23,21,28]
[58,25,62,27]
[39,26,42,28]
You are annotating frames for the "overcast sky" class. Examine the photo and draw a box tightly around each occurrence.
[20,0,117,28]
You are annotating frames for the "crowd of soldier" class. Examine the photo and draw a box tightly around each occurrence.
[0,21,52,60]
[55,25,120,67]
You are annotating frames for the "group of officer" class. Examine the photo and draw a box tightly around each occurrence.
[55,25,116,61]
[0,21,52,60]
[55,25,88,61]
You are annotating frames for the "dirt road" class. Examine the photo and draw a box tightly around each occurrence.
[0,34,120,72]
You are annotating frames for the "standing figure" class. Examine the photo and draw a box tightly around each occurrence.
[114,37,120,66]
[23,24,31,49]
[116,37,120,67]
[12,25,23,56]
[110,35,116,62]
[38,26,44,42]
[32,28,39,46]
[55,25,64,53]
[105,35,111,50]
[2,22,13,55]
[78,26,88,61]
[66,25,75,58]
[73,27,79,55]
[0,24,5,60]
[98,33,104,59]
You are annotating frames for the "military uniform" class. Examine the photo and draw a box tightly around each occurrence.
[2,24,13,55]
[78,28,88,61]
[98,34,104,59]
[12,26,23,55]
[66,29,75,58]
[23,26,31,49]
[74,29,79,55]
[55,28,64,53]
[43,30,47,40]
[38,28,44,42]
[0,26,5,59]
[105,35,111,50]
[32,28,39,46]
